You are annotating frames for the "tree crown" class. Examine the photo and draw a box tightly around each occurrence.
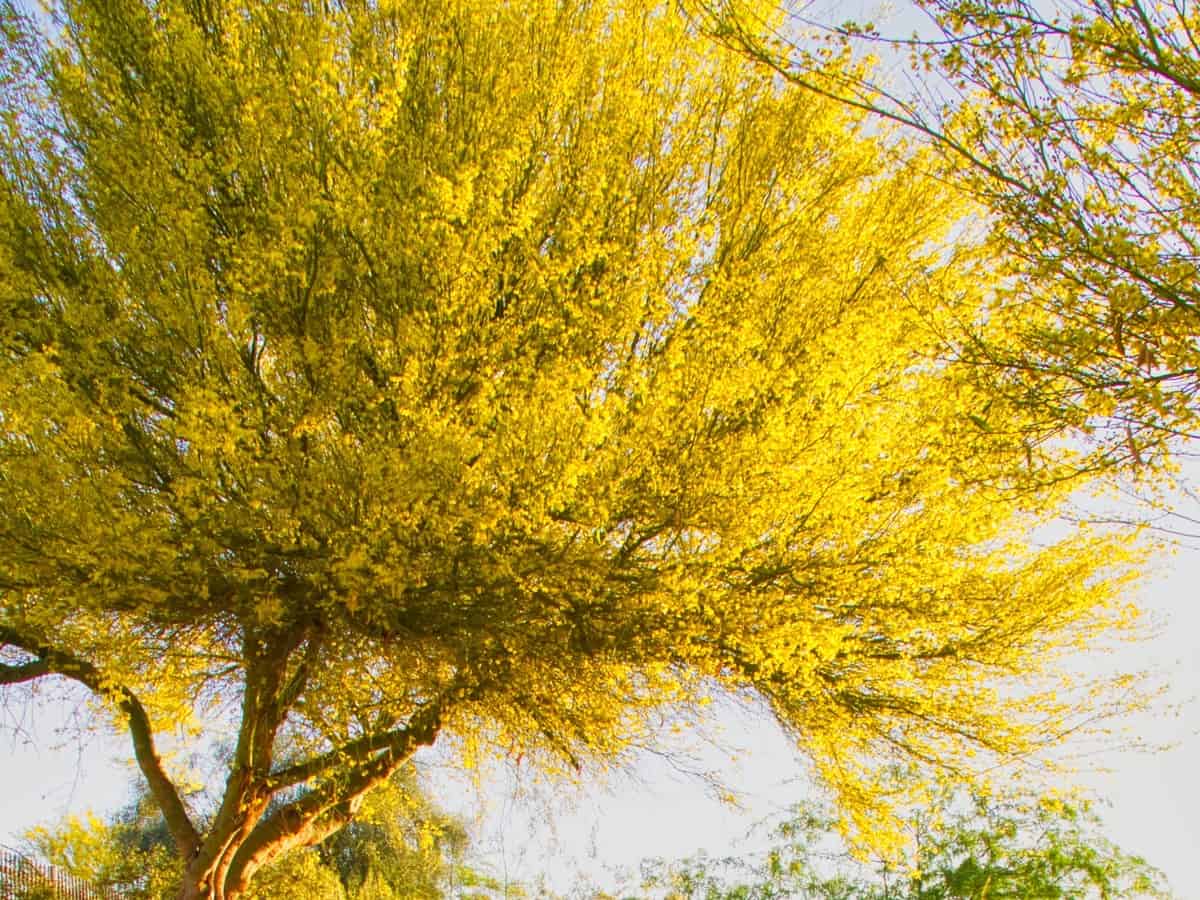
[0,0,1151,893]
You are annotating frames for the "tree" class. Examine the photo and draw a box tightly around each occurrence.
[698,0,1200,467]
[630,789,1173,898]
[27,790,183,900]
[0,0,1148,897]
[27,764,483,899]
[315,764,486,899]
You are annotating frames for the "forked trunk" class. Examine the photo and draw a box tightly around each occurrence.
[177,848,255,900]
[177,854,235,900]
[177,868,224,900]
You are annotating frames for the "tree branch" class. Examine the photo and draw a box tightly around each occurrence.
[262,719,407,792]
[0,656,52,684]
[690,1,1036,194]
[0,625,202,858]
[275,631,321,714]
[225,687,452,895]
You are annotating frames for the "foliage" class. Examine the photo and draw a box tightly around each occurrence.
[316,764,484,899]
[628,789,1173,898]
[912,0,1200,467]
[0,0,1150,896]
[27,795,182,899]
[30,807,338,900]
[699,0,1200,465]
[11,885,62,900]
[240,850,346,900]
[26,765,482,900]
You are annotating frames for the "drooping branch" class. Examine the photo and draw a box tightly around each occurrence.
[0,625,202,858]
[688,1,1033,195]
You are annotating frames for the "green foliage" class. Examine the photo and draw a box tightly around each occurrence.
[624,789,1173,899]
[242,851,345,900]
[28,796,182,899]
[317,766,478,899]
[28,766,480,900]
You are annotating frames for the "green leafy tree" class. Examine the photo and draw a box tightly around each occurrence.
[629,790,1172,899]
[0,0,1151,897]
[25,791,183,899]
[316,765,485,899]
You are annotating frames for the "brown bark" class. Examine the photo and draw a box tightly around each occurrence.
[172,711,445,899]
[174,670,464,898]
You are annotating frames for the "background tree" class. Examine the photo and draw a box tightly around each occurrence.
[629,789,1173,899]
[0,0,1150,897]
[315,765,488,899]
[699,0,1200,468]
[27,790,183,900]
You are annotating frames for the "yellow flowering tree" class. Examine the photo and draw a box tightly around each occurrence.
[0,1,1146,898]
[701,0,1200,465]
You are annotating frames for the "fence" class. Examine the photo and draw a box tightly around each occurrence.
[0,847,119,900]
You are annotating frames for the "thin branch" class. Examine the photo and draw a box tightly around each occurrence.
[0,656,52,684]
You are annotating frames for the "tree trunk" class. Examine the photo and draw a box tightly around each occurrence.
[177,866,225,900]
[176,853,257,900]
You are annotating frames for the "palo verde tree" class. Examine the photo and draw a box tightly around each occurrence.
[0,0,1148,898]
[700,0,1200,467]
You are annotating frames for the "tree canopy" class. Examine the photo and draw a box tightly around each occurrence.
[0,1,1148,898]
[701,0,1200,465]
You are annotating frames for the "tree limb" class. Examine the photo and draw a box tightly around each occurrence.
[0,656,51,684]
[262,719,407,792]
[0,625,202,858]
[225,686,452,894]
